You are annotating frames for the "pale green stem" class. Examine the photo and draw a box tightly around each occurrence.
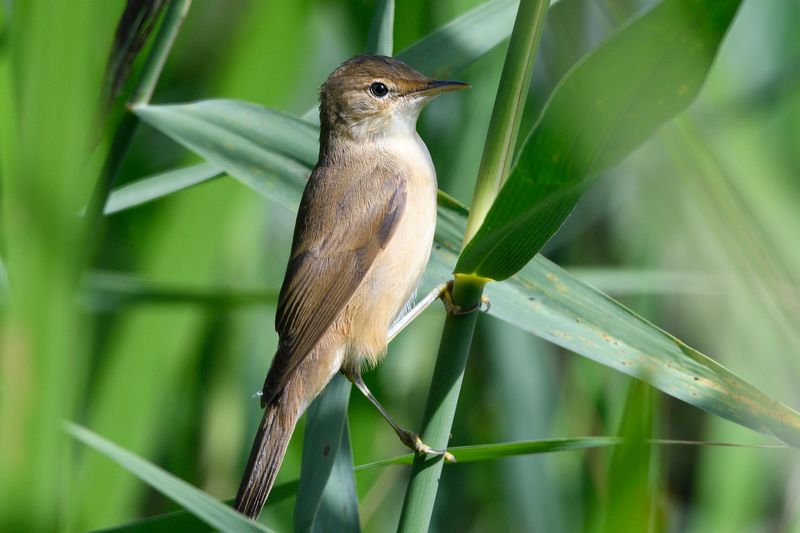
[463,0,548,244]
[397,1,550,531]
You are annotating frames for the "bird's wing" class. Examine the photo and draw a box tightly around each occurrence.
[260,163,406,406]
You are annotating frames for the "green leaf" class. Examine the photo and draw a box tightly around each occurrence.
[104,163,223,215]
[455,0,743,280]
[133,101,318,207]
[94,434,782,532]
[600,382,660,532]
[366,0,394,56]
[481,250,800,446]
[294,375,359,533]
[95,436,621,532]
[65,423,271,533]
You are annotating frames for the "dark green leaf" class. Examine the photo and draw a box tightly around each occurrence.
[455,0,743,279]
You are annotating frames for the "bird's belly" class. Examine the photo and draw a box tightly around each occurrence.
[343,171,437,368]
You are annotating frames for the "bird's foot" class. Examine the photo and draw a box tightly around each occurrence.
[439,280,491,315]
[397,429,456,462]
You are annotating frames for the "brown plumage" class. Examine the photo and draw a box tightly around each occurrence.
[234,55,467,520]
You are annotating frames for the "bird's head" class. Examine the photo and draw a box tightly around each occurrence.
[319,55,468,143]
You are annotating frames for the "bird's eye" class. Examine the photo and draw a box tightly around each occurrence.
[369,82,389,98]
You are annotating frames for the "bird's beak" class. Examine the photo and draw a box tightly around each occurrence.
[408,79,470,97]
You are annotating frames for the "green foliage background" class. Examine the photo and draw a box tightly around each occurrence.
[2,0,800,531]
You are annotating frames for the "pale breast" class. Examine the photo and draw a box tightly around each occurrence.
[344,133,438,366]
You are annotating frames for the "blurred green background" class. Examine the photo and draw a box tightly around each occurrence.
[1,0,799,531]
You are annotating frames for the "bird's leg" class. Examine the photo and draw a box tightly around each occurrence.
[387,282,448,342]
[388,280,491,342]
[439,280,491,315]
[342,368,455,462]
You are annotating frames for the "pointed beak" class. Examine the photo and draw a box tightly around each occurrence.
[408,79,470,97]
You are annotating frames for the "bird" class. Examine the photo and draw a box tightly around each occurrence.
[234,54,468,520]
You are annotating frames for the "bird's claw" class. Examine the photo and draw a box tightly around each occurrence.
[398,429,456,462]
[439,280,490,316]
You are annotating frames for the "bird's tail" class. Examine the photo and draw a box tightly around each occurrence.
[234,393,301,519]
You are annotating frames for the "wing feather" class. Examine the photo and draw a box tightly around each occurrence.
[260,163,406,406]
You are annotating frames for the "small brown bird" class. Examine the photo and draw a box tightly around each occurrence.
[234,55,468,519]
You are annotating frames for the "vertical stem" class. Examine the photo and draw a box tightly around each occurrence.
[79,0,192,271]
[397,1,549,530]
[463,0,548,244]
[397,276,484,531]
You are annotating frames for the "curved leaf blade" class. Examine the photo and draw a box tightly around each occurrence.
[484,253,800,446]
[455,0,743,279]
[66,423,270,533]
[134,100,318,207]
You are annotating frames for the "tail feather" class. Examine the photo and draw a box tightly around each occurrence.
[234,396,300,518]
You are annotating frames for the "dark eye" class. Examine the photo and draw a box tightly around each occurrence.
[369,82,389,98]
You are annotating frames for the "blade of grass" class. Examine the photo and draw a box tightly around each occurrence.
[66,423,270,533]
[294,375,359,532]
[92,431,785,533]
[398,1,549,529]
[104,162,223,214]
[599,381,661,533]
[134,101,317,208]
